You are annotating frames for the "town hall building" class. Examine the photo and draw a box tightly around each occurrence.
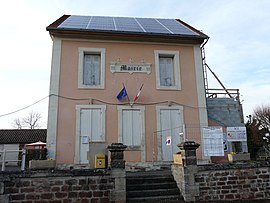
[46,15,233,168]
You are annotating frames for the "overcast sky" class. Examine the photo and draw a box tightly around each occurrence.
[0,0,269,128]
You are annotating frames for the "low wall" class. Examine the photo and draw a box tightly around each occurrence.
[171,141,270,202]
[195,161,270,202]
[0,169,115,203]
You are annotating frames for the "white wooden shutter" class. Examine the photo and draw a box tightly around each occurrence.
[132,110,141,146]
[80,109,91,164]
[170,109,181,153]
[80,109,104,142]
[83,54,101,85]
[122,109,141,146]
[81,109,91,140]
[160,109,172,161]
[91,109,103,141]
[122,110,132,145]
[159,57,175,86]
[160,109,181,161]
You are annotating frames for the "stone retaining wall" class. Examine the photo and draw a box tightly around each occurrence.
[171,141,270,202]
[0,169,115,203]
[195,162,270,202]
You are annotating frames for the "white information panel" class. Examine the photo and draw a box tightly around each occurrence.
[203,127,224,156]
[227,127,247,141]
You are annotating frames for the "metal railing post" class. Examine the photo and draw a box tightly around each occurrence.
[1,149,6,171]
[21,149,26,171]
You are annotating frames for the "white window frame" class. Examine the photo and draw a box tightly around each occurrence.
[78,47,106,89]
[154,50,181,90]
[74,105,106,164]
[117,105,146,161]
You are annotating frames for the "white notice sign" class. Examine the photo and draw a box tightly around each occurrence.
[227,127,247,141]
[82,136,89,144]
[203,127,224,156]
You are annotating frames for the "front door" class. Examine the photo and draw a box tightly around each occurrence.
[158,108,183,161]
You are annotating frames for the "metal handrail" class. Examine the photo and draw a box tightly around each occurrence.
[0,149,26,171]
[206,88,240,102]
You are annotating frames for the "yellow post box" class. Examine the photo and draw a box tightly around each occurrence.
[95,153,106,168]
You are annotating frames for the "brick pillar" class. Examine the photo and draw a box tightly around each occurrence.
[178,141,200,167]
[108,143,127,203]
[172,141,200,202]
[108,143,127,169]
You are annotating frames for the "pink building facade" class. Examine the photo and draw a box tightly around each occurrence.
[46,15,209,168]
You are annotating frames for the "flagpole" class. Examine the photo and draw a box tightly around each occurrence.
[139,84,144,91]
[122,83,130,103]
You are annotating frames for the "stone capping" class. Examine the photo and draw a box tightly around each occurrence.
[29,160,56,170]
[197,160,270,172]
[177,141,200,150]
[0,168,110,179]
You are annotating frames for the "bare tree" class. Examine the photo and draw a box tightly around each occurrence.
[13,118,23,129]
[253,104,270,132]
[12,111,43,129]
[246,104,270,159]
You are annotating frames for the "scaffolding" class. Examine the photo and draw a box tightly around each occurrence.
[201,46,240,102]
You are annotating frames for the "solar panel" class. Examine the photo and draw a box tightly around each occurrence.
[57,15,200,36]
[136,18,170,34]
[59,15,90,29]
[157,19,199,36]
[87,16,115,31]
[114,17,144,33]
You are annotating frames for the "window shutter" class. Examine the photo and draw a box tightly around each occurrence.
[80,108,103,142]
[159,57,175,86]
[83,54,101,85]
[132,110,141,146]
[91,109,103,141]
[122,109,142,146]
[122,110,133,145]
[80,109,91,139]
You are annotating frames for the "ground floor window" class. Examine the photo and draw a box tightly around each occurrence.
[117,106,145,151]
[75,105,106,164]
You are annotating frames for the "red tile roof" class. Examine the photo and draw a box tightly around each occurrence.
[0,129,47,144]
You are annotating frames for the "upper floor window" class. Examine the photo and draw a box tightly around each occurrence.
[154,50,181,90]
[78,48,106,89]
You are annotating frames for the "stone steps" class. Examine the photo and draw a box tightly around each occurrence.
[126,170,184,203]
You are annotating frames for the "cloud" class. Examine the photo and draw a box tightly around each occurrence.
[1,0,270,128]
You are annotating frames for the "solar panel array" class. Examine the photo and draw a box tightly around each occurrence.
[58,15,199,36]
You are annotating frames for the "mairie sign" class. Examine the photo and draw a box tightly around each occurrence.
[110,62,151,74]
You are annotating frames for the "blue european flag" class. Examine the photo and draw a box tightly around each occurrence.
[117,86,127,101]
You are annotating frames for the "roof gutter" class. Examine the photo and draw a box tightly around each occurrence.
[47,29,207,45]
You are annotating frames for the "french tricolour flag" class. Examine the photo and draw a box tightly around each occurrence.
[133,84,144,103]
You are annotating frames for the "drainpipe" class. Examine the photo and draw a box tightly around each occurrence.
[200,38,209,49]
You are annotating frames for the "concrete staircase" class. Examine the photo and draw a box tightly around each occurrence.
[126,169,184,203]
